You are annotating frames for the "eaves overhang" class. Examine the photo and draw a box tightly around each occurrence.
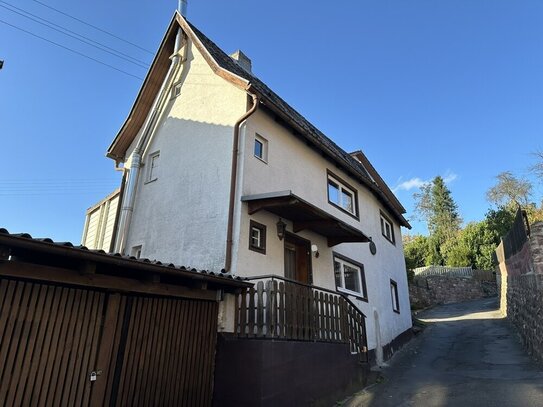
[241,191,371,247]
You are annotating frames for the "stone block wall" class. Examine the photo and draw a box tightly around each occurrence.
[409,276,497,309]
[497,221,543,362]
[506,274,543,362]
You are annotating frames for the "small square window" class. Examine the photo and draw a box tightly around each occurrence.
[333,254,367,301]
[146,151,159,183]
[131,245,142,259]
[249,220,266,254]
[380,213,395,244]
[390,279,400,313]
[254,134,268,162]
[171,82,182,98]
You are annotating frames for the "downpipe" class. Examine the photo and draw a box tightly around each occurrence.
[224,90,260,272]
[115,26,185,254]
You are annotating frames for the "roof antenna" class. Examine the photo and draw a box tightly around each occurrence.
[178,0,188,16]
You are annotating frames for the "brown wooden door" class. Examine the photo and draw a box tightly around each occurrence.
[284,234,312,284]
[109,295,218,407]
[0,277,107,407]
[0,276,219,407]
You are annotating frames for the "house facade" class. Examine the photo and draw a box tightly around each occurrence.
[92,12,412,366]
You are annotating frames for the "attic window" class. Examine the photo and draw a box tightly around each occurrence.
[146,151,160,183]
[171,82,182,98]
[380,212,395,245]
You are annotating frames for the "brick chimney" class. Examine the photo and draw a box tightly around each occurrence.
[230,50,252,73]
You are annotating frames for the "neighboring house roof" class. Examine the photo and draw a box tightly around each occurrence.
[0,228,248,288]
[107,12,411,229]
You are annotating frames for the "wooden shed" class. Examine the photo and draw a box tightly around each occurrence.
[0,228,249,407]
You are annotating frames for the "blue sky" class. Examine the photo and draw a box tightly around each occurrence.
[1,0,542,243]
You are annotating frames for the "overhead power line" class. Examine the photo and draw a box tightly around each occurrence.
[29,0,154,55]
[0,1,149,68]
[0,178,120,195]
[0,18,144,80]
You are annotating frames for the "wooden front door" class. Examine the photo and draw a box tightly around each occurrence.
[284,234,312,284]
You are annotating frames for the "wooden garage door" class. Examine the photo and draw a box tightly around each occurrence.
[0,278,106,407]
[0,277,219,407]
[108,296,218,407]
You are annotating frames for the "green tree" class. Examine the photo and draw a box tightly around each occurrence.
[414,176,462,265]
[441,231,471,267]
[444,208,516,270]
[403,234,430,270]
[485,206,517,239]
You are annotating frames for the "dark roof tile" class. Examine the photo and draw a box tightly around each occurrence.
[186,20,410,228]
[0,228,247,283]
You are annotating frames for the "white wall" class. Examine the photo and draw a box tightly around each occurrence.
[234,109,412,350]
[82,191,119,252]
[119,35,411,352]
[123,38,247,270]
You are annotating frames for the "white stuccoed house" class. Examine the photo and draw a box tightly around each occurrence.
[84,11,413,400]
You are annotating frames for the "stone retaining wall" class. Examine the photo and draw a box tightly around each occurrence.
[409,276,497,309]
[506,274,543,362]
[497,221,543,362]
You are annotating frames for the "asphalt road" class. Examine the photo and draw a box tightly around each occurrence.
[343,298,543,407]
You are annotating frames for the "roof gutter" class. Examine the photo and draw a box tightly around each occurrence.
[224,88,260,272]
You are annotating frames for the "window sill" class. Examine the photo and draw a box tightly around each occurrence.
[144,178,158,185]
[337,287,368,302]
[393,309,401,314]
[328,201,359,220]
[249,246,266,255]
[382,234,396,246]
[254,155,268,164]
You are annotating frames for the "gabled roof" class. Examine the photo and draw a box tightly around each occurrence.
[350,150,406,214]
[107,12,411,229]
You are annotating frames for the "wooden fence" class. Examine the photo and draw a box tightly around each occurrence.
[234,276,367,357]
[502,207,530,259]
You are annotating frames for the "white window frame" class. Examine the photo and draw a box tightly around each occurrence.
[390,279,400,313]
[380,213,395,244]
[131,245,142,259]
[171,82,182,98]
[254,134,268,163]
[251,227,261,247]
[146,151,160,183]
[327,173,358,217]
[248,220,266,254]
[333,254,367,300]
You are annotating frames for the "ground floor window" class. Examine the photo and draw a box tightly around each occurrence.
[333,253,367,300]
[249,220,266,254]
[390,279,400,313]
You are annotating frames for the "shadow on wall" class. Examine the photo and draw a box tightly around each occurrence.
[127,116,235,270]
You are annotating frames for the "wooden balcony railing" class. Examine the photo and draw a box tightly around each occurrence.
[234,275,368,360]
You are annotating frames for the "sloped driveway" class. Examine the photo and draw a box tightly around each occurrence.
[344,298,543,407]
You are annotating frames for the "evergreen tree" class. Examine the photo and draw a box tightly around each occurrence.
[414,176,462,265]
